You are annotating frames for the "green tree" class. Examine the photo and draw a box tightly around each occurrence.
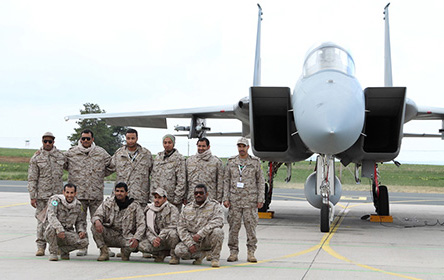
[68,103,126,155]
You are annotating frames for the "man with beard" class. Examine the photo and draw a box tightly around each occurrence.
[64,129,114,256]
[44,183,88,261]
[27,132,65,256]
[138,188,180,264]
[91,182,146,261]
[151,134,186,210]
[112,128,153,207]
[223,137,265,263]
[185,137,223,204]
[175,184,224,268]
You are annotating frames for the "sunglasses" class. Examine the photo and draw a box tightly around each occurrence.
[81,137,91,141]
[43,140,53,144]
[194,191,205,195]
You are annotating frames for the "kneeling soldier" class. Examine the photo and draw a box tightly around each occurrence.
[91,182,145,261]
[175,184,224,267]
[138,188,180,264]
[44,183,88,261]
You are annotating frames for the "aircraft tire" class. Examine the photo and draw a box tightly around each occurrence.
[320,204,330,232]
[377,185,389,216]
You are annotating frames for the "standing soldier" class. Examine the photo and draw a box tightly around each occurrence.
[151,134,186,210]
[45,183,88,261]
[64,129,114,256]
[112,128,153,207]
[185,137,223,203]
[91,182,146,261]
[175,184,224,268]
[223,137,265,263]
[27,132,65,256]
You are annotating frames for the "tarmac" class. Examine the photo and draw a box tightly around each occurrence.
[1,190,444,280]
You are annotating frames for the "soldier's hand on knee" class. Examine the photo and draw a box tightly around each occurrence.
[193,234,201,242]
[153,237,161,248]
[129,238,139,249]
[223,200,230,208]
[57,231,66,239]
[94,220,104,233]
[189,244,197,254]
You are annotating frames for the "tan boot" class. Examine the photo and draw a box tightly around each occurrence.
[169,255,180,265]
[211,260,220,267]
[60,252,70,260]
[247,251,257,263]
[227,252,238,262]
[121,248,131,261]
[36,247,45,256]
[192,252,206,265]
[97,246,110,261]
[48,254,58,261]
[154,252,166,263]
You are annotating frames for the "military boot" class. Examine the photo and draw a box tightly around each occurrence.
[97,246,110,261]
[60,252,70,260]
[121,248,131,261]
[211,259,220,268]
[76,248,88,256]
[48,254,58,261]
[227,252,238,262]
[154,252,166,263]
[169,250,180,265]
[192,252,206,265]
[247,251,257,263]
[36,247,45,256]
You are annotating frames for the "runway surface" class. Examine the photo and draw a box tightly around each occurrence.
[1,184,444,279]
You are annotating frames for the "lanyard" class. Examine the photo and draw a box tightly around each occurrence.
[238,164,245,181]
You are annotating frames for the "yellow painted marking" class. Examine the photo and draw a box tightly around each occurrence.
[99,203,422,280]
[0,202,27,209]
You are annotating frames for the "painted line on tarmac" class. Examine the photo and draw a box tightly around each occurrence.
[273,194,305,200]
[340,196,367,201]
[0,202,27,208]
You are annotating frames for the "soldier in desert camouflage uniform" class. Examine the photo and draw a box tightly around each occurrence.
[64,129,114,256]
[27,132,65,256]
[91,182,146,261]
[44,183,88,261]
[112,128,153,207]
[151,134,186,210]
[175,184,224,268]
[223,137,265,263]
[138,188,180,264]
[185,137,223,203]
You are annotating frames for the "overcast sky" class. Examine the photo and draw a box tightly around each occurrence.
[1,0,444,164]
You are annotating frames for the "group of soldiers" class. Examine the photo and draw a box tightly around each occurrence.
[28,129,265,267]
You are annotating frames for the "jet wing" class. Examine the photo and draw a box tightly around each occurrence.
[413,105,444,120]
[65,104,238,129]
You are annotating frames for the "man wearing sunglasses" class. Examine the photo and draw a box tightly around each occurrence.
[27,131,65,257]
[64,129,114,257]
[175,184,224,268]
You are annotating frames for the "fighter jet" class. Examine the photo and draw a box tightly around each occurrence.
[66,4,444,232]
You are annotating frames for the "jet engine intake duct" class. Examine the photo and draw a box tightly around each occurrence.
[304,172,342,209]
[249,87,312,162]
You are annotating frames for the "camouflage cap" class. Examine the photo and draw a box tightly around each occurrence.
[237,137,249,146]
[152,188,167,197]
[42,132,55,139]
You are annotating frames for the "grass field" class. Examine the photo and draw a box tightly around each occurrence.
[1,147,444,192]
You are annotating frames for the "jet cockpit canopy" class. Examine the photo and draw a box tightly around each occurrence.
[303,42,355,77]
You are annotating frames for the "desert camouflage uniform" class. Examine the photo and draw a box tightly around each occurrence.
[65,143,114,222]
[91,196,146,250]
[186,150,223,203]
[44,194,88,255]
[112,144,153,206]
[27,147,65,249]
[138,201,179,257]
[175,198,224,261]
[223,155,265,254]
[151,149,186,208]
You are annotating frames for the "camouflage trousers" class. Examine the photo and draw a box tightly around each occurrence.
[44,227,89,255]
[91,225,136,251]
[175,228,224,261]
[79,199,102,250]
[227,206,258,254]
[35,199,48,249]
[138,229,179,257]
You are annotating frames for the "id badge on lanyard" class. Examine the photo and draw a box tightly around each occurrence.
[237,164,245,188]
